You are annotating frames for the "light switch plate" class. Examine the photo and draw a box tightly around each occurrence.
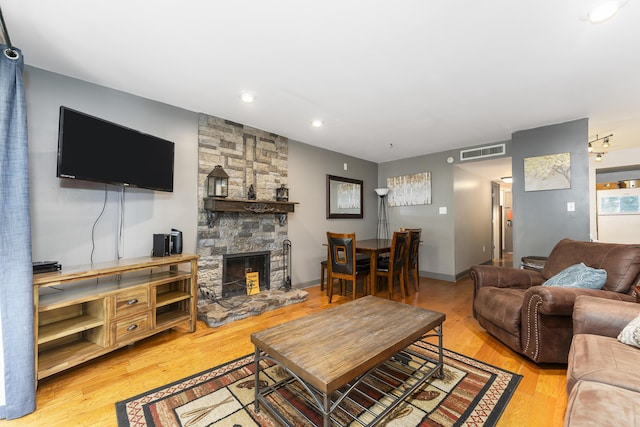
[567,202,575,212]
[439,207,447,214]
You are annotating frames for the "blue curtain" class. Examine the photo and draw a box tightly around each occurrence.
[0,45,35,419]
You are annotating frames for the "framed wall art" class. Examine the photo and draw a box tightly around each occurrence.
[326,175,363,219]
[524,152,571,192]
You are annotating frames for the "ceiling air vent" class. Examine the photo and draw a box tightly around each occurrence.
[459,143,506,161]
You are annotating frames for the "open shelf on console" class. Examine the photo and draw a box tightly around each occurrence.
[38,339,106,380]
[156,307,191,329]
[38,315,104,345]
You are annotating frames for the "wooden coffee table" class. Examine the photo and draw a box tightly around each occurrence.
[250,296,446,426]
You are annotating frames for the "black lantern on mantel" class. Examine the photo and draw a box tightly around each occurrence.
[207,165,229,198]
[276,184,289,202]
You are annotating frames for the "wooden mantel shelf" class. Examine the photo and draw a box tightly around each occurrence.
[204,197,298,214]
[203,197,299,227]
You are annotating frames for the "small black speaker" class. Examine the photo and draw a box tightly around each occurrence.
[153,234,170,257]
[170,228,183,254]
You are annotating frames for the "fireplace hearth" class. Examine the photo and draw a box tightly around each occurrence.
[198,288,308,328]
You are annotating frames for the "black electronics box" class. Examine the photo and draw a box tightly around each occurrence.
[33,261,62,274]
[170,228,183,254]
[153,234,171,257]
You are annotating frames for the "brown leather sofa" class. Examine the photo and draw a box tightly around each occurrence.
[565,296,640,426]
[471,238,640,364]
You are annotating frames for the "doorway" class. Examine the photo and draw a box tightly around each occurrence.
[456,156,512,262]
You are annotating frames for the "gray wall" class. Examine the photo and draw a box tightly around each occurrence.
[23,66,602,286]
[378,151,458,280]
[25,66,379,288]
[288,141,378,287]
[25,66,199,267]
[453,166,492,275]
[378,145,513,281]
[511,118,590,263]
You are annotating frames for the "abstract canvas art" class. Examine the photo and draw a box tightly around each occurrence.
[387,172,432,207]
[524,152,571,192]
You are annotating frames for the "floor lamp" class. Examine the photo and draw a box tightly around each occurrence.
[375,188,390,240]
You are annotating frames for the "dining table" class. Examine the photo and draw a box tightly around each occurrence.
[355,238,392,296]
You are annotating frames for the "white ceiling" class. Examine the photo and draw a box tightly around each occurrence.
[2,1,640,163]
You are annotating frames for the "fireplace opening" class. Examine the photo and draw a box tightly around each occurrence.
[222,251,270,298]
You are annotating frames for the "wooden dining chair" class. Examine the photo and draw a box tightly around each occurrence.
[321,253,370,294]
[326,232,371,302]
[401,228,422,292]
[375,231,409,299]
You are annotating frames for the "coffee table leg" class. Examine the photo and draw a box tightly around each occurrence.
[323,393,330,427]
[436,324,444,378]
[254,346,261,412]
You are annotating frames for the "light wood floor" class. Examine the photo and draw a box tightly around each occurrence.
[3,275,567,426]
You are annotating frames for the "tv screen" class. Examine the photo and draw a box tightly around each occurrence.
[56,107,175,192]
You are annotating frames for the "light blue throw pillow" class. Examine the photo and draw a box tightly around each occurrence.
[542,263,607,290]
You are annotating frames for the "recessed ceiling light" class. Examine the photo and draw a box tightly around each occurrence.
[240,92,255,103]
[588,1,621,23]
[311,119,323,128]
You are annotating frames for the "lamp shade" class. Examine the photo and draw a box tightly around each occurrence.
[374,187,390,197]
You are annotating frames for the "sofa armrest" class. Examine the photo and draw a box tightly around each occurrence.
[523,287,632,316]
[573,295,640,338]
[470,265,544,290]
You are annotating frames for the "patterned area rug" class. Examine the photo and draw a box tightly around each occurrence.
[116,340,521,427]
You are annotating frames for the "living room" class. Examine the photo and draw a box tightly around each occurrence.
[3,2,640,425]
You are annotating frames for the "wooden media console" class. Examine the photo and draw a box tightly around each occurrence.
[33,254,199,381]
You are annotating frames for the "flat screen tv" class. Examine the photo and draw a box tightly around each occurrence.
[56,106,175,192]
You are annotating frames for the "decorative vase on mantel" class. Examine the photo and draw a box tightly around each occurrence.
[248,185,257,200]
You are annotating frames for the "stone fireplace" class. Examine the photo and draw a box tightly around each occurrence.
[197,114,289,301]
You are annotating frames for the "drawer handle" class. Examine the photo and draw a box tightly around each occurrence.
[127,299,139,305]
[127,324,138,331]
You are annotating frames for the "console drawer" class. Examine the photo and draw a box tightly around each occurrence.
[113,312,150,345]
[114,288,149,317]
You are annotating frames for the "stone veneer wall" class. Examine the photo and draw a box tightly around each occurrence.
[197,114,289,298]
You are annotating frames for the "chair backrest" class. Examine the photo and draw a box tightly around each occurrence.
[401,228,422,267]
[389,231,409,273]
[327,232,356,278]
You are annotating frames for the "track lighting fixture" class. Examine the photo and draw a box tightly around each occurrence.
[587,133,613,161]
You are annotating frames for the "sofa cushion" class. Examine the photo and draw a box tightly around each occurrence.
[566,334,640,394]
[542,238,640,293]
[618,314,640,348]
[542,263,606,290]
[565,380,640,427]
